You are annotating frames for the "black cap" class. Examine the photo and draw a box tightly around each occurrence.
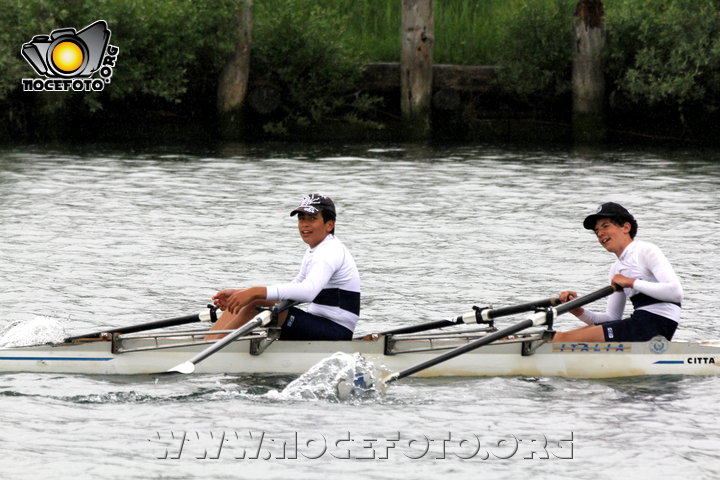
[290,193,336,218]
[583,202,634,230]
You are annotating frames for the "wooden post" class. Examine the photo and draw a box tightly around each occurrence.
[217,0,253,139]
[572,0,606,143]
[401,0,433,139]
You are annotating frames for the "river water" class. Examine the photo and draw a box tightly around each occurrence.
[0,142,719,479]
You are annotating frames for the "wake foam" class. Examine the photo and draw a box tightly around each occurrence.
[0,316,67,347]
[272,352,386,403]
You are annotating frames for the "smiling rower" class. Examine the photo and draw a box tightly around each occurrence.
[208,193,361,341]
[553,202,683,343]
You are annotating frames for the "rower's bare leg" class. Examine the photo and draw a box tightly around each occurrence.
[551,325,605,342]
[206,300,278,340]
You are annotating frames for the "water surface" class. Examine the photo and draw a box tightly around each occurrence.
[1,143,719,479]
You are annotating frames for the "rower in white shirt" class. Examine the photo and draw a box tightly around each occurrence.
[553,202,683,343]
[208,193,361,341]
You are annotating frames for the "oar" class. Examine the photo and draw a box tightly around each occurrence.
[383,285,615,385]
[373,296,561,337]
[165,309,273,375]
[63,305,219,342]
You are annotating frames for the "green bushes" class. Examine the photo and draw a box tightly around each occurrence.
[0,0,718,139]
[606,0,720,117]
[493,0,576,102]
[0,0,240,112]
[251,0,382,134]
[0,1,55,99]
[480,0,720,125]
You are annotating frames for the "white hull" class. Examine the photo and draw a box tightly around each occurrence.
[0,329,719,378]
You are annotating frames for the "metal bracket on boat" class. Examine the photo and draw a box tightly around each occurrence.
[110,332,121,354]
[521,330,554,356]
[384,334,395,356]
[520,308,556,356]
[250,307,281,356]
[248,300,298,356]
[249,334,277,356]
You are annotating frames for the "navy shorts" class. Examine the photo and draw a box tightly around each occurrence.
[280,307,353,341]
[600,310,678,342]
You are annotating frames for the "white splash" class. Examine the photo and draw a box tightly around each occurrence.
[273,352,386,403]
[0,316,67,347]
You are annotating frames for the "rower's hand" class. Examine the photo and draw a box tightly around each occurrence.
[559,290,584,316]
[611,274,635,289]
[219,287,264,314]
[212,289,237,311]
[559,291,577,303]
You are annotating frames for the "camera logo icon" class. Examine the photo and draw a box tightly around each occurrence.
[21,20,119,92]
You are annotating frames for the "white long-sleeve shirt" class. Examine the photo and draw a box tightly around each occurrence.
[578,240,683,325]
[265,235,361,332]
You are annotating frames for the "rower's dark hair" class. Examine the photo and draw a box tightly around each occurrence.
[609,215,638,239]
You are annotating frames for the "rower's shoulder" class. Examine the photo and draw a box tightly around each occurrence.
[313,235,347,258]
[318,236,359,273]
[320,234,353,250]
[629,239,663,252]
[634,239,666,254]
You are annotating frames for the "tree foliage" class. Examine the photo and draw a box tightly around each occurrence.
[494,0,577,102]
[0,0,240,110]
[1,0,718,138]
[606,0,720,115]
[493,0,720,121]
[251,0,382,135]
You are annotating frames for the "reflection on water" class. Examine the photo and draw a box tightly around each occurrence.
[597,375,688,403]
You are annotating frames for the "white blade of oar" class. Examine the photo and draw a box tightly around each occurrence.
[165,309,273,375]
[167,360,196,375]
[382,285,615,385]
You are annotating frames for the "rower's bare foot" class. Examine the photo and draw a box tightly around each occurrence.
[204,333,226,341]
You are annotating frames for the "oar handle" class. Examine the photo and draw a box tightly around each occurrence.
[555,285,616,315]
[525,284,617,328]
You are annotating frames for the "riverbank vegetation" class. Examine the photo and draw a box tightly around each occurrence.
[0,0,718,143]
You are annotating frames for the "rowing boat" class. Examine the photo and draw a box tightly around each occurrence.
[1,325,718,378]
[3,290,718,379]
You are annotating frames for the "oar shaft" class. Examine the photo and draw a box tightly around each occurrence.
[385,319,535,384]
[164,303,293,375]
[375,296,560,337]
[64,312,208,342]
[484,296,561,320]
[379,319,457,336]
[185,316,263,365]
